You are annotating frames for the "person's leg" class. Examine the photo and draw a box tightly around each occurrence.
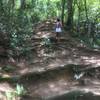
[57,32,60,42]
[56,32,58,39]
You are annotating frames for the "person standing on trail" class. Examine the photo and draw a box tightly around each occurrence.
[55,18,62,40]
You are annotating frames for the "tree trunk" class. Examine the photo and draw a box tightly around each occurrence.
[20,0,26,9]
[66,0,74,30]
[84,0,89,23]
[76,0,81,33]
[61,0,65,25]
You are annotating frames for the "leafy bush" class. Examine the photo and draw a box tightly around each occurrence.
[5,84,27,100]
[2,65,15,72]
[42,37,51,46]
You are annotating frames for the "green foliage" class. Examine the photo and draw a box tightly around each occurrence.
[0,0,99,53]
[73,0,100,48]
[2,65,15,72]
[5,84,27,100]
[42,37,54,53]
[0,0,61,57]
[15,84,27,96]
[5,92,14,100]
[42,37,51,46]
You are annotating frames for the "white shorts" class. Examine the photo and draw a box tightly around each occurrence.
[56,28,62,32]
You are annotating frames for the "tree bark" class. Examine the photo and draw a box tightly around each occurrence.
[20,0,26,9]
[66,0,74,30]
[84,0,89,23]
[61,0,65,25]
[76,0,81,33]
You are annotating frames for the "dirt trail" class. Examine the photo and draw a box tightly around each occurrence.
[0,19,100,100]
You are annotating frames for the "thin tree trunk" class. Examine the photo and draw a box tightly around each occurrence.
[84,0,90,38]
[61,0,65,25]
[84,0,89,23]
[21,0,26,9]
[66,0,74,30]
[76,0,81,33]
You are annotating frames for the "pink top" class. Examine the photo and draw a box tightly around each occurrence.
[56,22,62,28]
